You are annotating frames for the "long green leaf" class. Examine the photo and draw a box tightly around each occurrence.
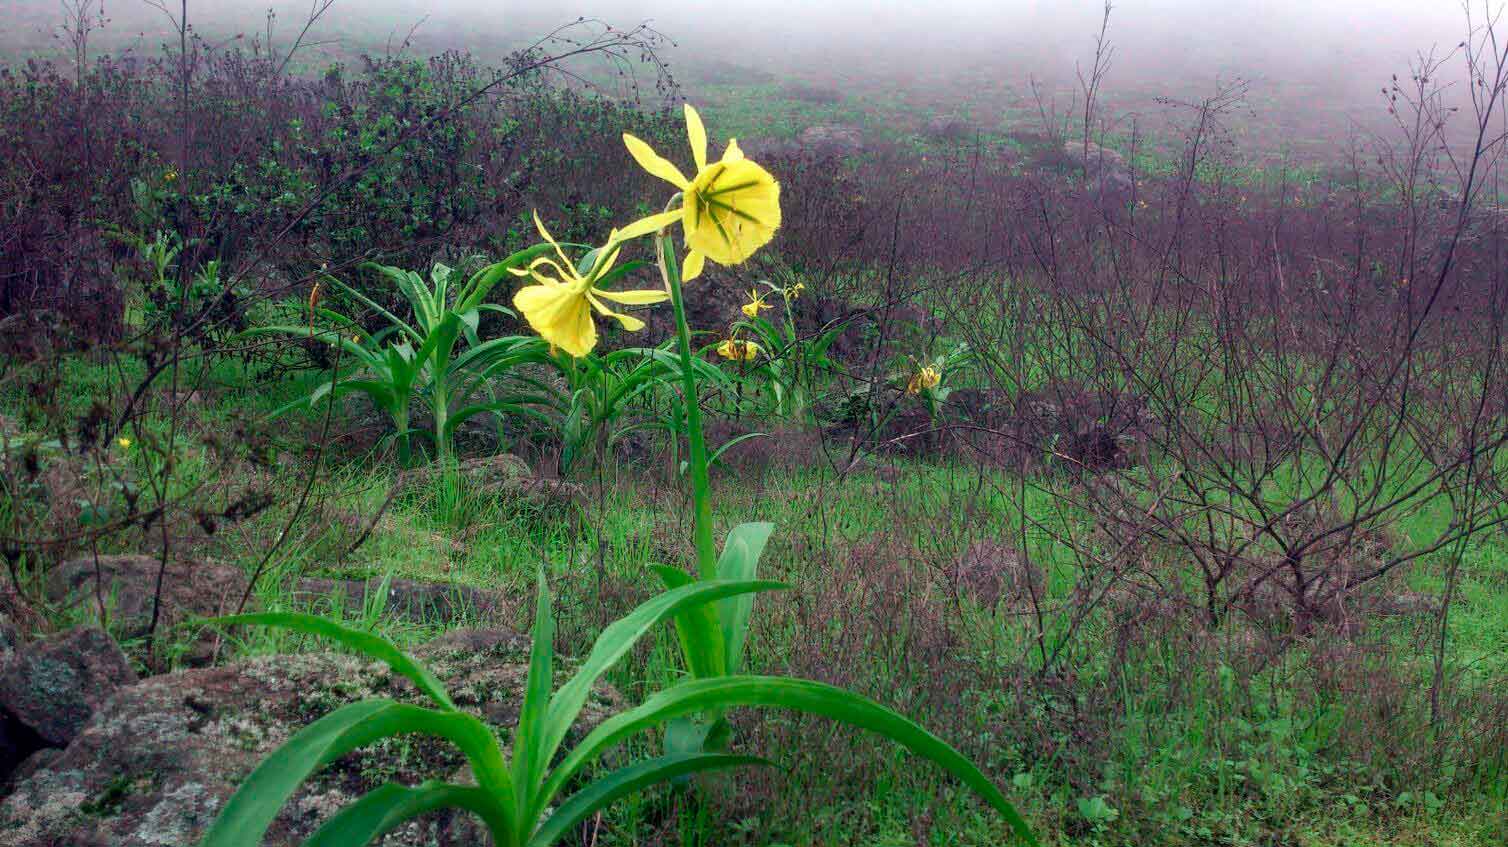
[457,243,558,311]
[200,700,512,847]
[525,754,772,847]
[537,580,785,781]
[411,313,462,382]
[513,571,555,814]
[211,613,455,711]
[648,567,708,695]
[715,522,774,674]
[301,781,507,847]
[542,676,1038,845]
[328,271,420,343]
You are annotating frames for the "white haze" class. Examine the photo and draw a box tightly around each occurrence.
[5,0,1487,158]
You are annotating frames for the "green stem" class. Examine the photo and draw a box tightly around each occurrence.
[395,408,413,467]
[660,237,717,580]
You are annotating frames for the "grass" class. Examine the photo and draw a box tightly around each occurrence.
[5,352,1505,846]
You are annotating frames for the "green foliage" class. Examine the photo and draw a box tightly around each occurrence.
[200,572,1035,847]
[245,247,556,464]
[102,228,250,339]
[722,280,846,423]
[544,344,730,475]
[911,342,974,421]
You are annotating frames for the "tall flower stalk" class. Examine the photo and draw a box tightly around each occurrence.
[658,222,719,580]
[197,103,1039,847]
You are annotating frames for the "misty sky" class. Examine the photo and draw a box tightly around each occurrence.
[5,0,1487,156]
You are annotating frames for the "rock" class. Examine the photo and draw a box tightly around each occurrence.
[0,627,136,782]
[44,555,251,666]
[292,577,513,627]
[923,115,974,142]
[0,630,622,846]
[405,454,583,507]
[799,124,864,157]
[0,620,19,665]
[781,81,842,105]
[1062,140,1135,193]
[1374,591,1439,617]
[945,541,1043,609]
[405,452,530,488]
[735,136,804,161]
[1003,381,1153,473]
[502,476,586,507]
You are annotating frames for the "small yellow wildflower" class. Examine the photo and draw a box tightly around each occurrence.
[906,366,941,395]
[117,436,132,449]
[783,281,805,301]
[741,288,772,319]
[164,169,178,183]
[510,211,670,357]
[716,338,762,361]
[621,104,782,281]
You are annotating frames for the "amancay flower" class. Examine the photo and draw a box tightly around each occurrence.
[741,288,772,319]
[716,338,762,361]
[907,366,941,395]
[622,104,781,281]
[511,211,670,357]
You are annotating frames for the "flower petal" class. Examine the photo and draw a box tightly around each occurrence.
[532,210,573,269]
[615,210,684,243]
[623,133,689,188]
[515,282,595,357]
[592,287,670,305]
[685,158,781,265]
[585,292,646,331]
[685,104,708,172]
[682,250,706,282]
[722,138,745,163]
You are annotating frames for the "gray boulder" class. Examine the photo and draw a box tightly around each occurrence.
[799,124,864,157]
[45,555,251,665]
[0,627,136,749]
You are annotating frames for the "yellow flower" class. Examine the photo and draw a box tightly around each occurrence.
[117,436,132,449]
[621,104,781,281]
[741,287,772,319]
[716,338,762,361]
[906,366,940,395]
[164,169,178,183]
[510,211,670,357]
[783,281,805,301]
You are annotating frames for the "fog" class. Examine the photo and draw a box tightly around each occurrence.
[5,0,1485,159]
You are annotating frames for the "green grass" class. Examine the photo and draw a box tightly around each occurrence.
[4,350,1506,846]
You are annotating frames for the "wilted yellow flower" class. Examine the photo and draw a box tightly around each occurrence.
[117,436,132,449]
[741,288,772,319]
[906,366,941,395]
[622,104,781,281]
[510,211,670,357]
[716,338,762,361]
[783,281,805,301]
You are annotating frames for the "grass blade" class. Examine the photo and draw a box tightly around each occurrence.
[513,571,555,813]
